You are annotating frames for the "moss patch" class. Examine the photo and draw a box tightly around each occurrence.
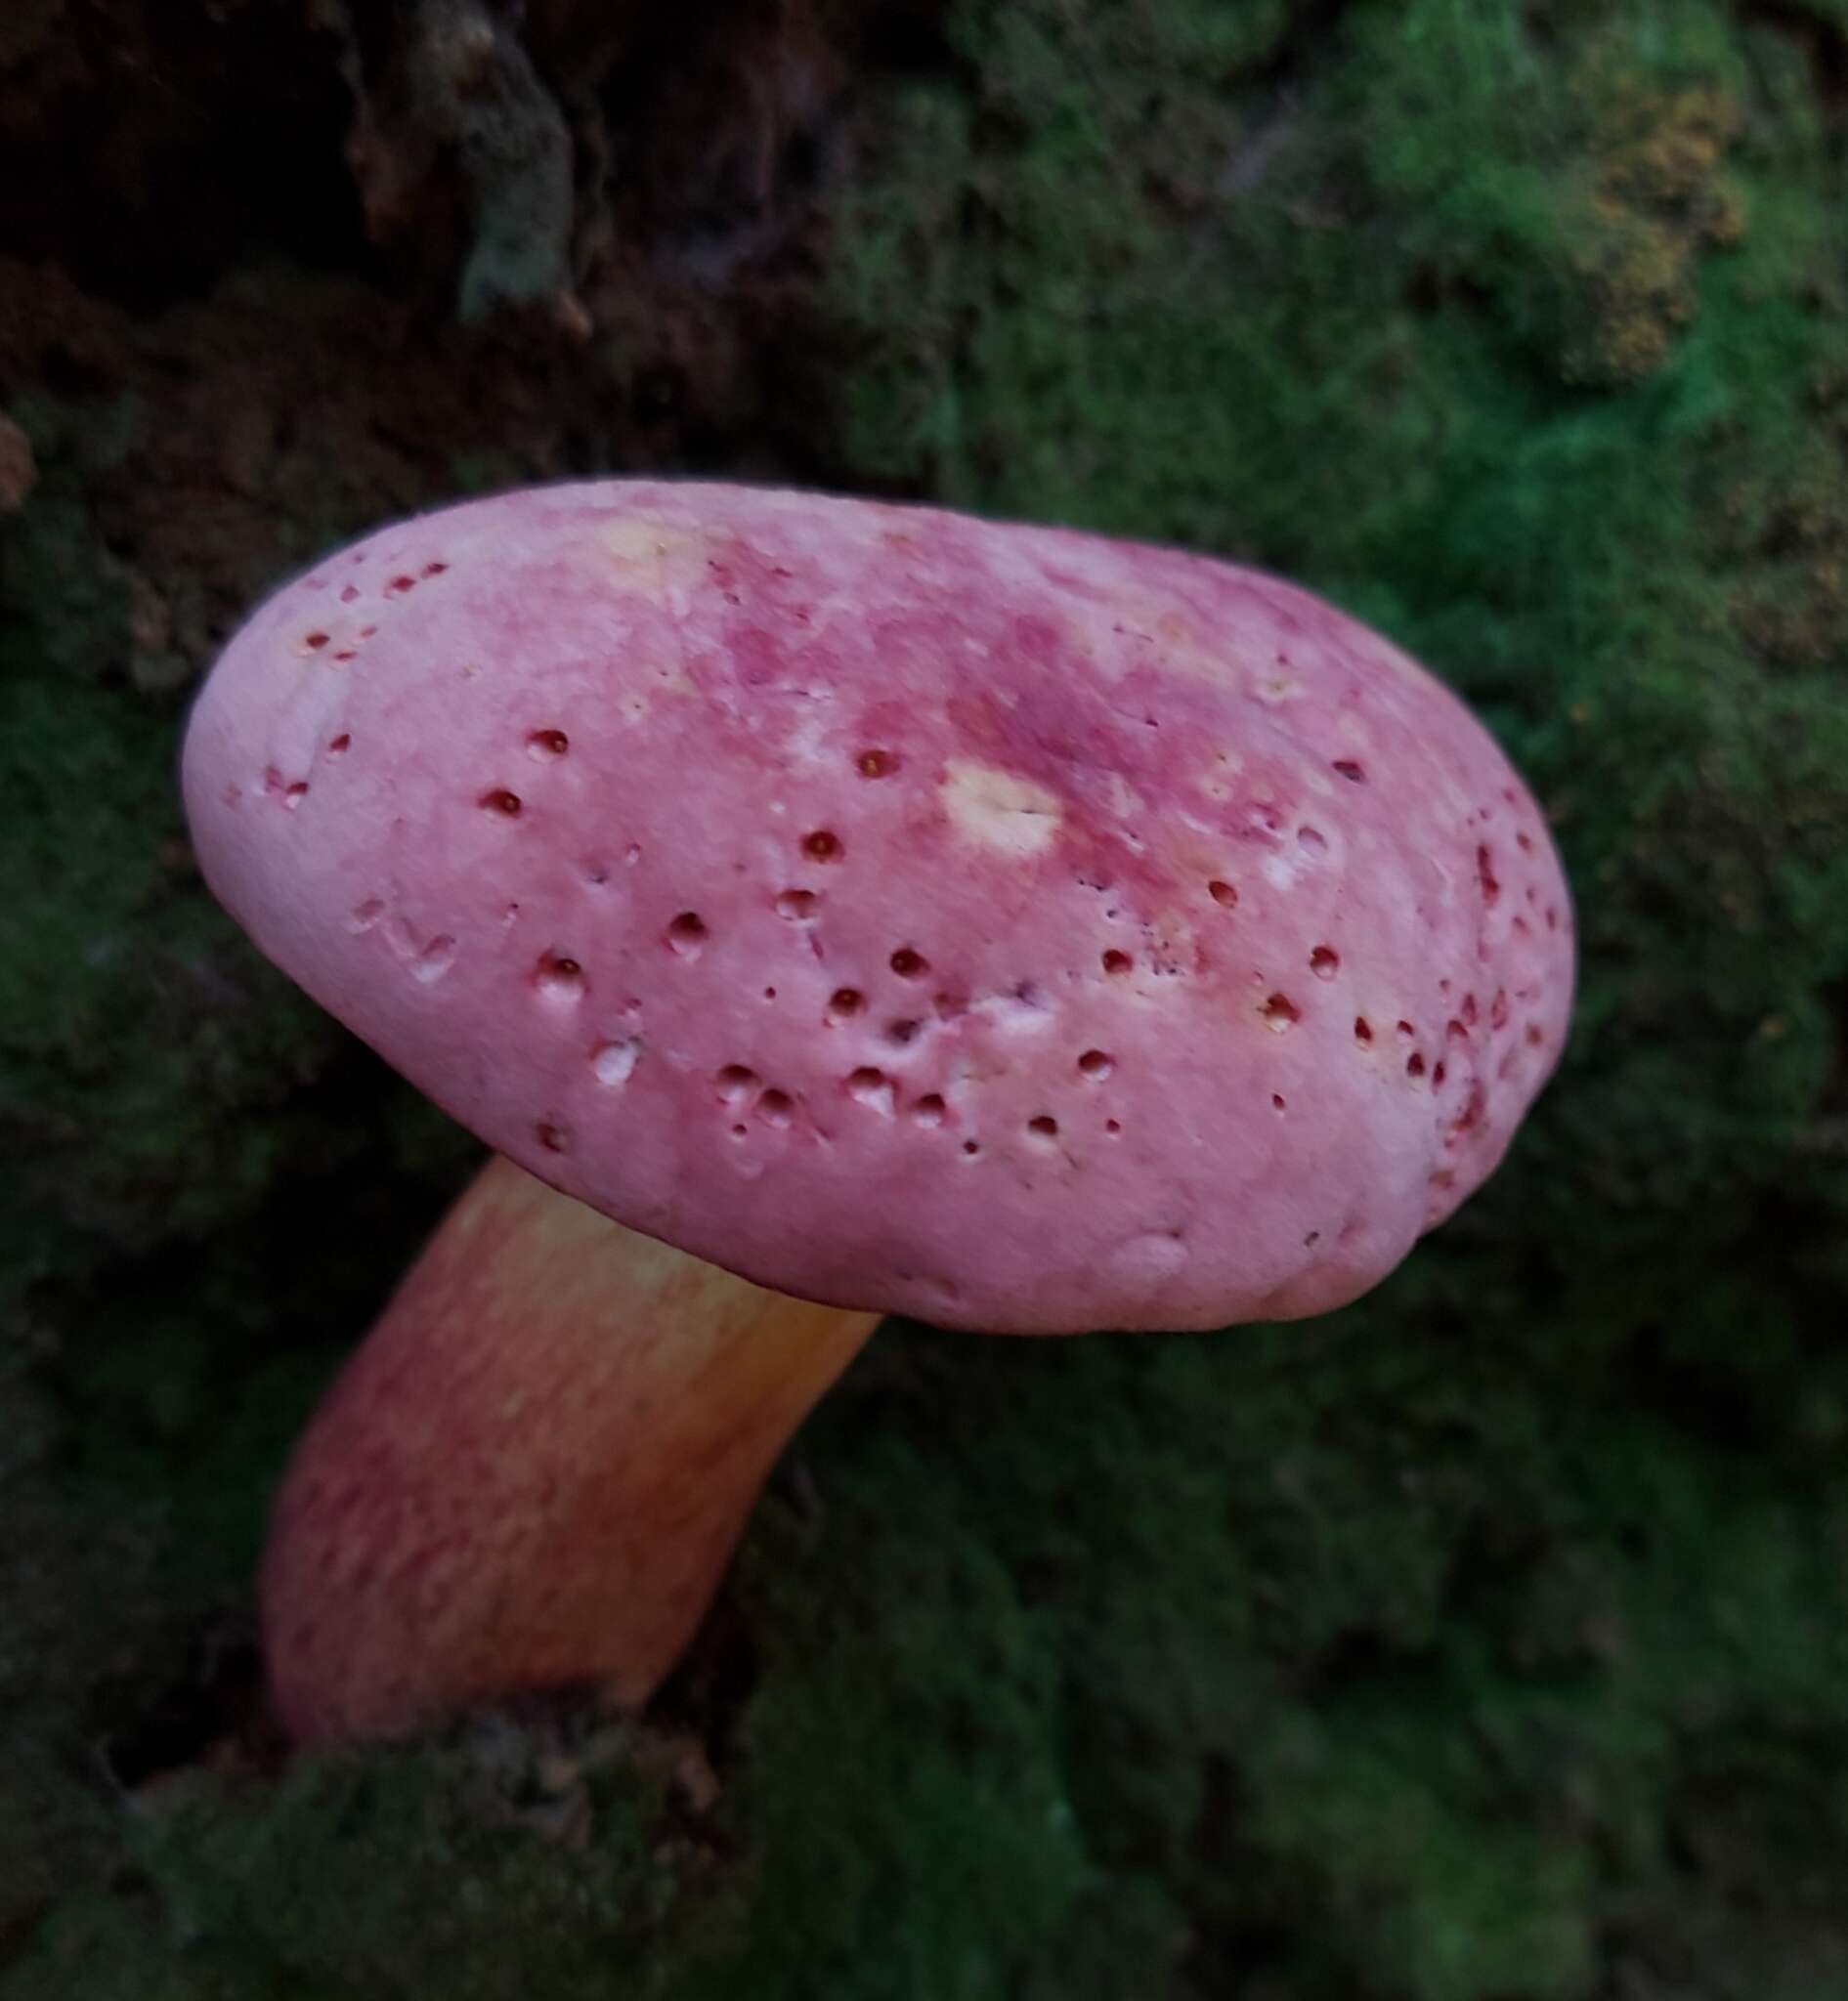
[6,0,1848,1994]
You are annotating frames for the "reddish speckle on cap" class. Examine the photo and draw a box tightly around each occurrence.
[182,480,1573,1334]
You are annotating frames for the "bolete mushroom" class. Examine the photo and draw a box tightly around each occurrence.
[183,481,1574,1742]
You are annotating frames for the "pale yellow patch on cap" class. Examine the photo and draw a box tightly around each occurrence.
[942,760,1062,858]
[1099,594,1235,687]
[1250,668,1302,704]
[595,518,706,597]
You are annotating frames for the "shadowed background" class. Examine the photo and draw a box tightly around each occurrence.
[2,1,1845,1996]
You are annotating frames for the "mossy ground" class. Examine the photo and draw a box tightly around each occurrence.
[4,1,1847,1995]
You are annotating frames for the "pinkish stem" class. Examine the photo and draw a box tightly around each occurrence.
[263,1155,879,1742]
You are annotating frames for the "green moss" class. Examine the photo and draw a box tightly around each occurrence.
[7,0,1848,1993]
[651,1296,1845,2001]
[684,1436,1090,2001]
[7,1724,683,2001]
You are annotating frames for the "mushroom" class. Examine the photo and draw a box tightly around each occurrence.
[183,480,1574,1742]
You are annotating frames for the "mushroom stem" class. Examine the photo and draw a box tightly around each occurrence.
[262,1155,880,1743]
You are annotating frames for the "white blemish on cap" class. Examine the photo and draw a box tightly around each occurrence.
[942,759,1062,858]
[972,985,1056,1035]
[1109,1230,1190,1287]
[591,1040,642,1086]
[786,713,830,764]
[601,517,701,574]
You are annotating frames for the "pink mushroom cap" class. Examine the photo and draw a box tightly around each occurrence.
[182,481,1574,1334]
